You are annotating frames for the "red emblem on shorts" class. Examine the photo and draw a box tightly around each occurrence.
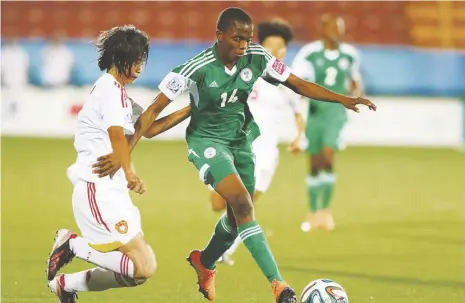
[115,220,128,234]
[272,59,286,75]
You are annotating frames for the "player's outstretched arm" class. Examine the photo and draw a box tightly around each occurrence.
[283,73,376,113]
[144,105,191,138]
[129,92,172,151]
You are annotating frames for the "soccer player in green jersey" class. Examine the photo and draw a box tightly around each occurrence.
[292,14,364,232]
[93,8,375,303]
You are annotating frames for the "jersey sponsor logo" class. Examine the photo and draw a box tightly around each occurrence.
[338,58,349,70]
[115,220,128,234]
[209,81,219,88]
[240,68,253,82]
[166,76,183,94]
[271,59,286,75]
[204,147,217,159]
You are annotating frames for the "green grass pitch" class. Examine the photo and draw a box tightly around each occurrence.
[2,137,465,303]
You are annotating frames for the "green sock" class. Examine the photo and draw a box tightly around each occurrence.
[200,213,237,270]
[320,172,336,209]
[306,175,321,212]
[238,221,283,283]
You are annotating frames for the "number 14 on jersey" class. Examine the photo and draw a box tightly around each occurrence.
[220,88,238,107]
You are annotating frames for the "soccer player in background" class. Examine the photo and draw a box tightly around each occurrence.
[209,18,305,266]
[93,8,375,303]
[292,14,364,232]
[45,25,157,302]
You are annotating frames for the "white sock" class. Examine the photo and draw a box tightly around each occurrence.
[63,268,139,293]
[226,236,242,256]
[62,270,89,292]
[70,237,134,277]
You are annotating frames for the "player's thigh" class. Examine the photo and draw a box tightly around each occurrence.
[186,139,238,190]
[215,174,253,222]
[233,143,257,197]
[253,143,279,194]
[72,180,143,252]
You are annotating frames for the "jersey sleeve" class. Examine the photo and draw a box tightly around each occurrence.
[158,51,213,100]
[100,84,127,131]
[291,46,316,82]
[251,44,292,84]
[158,71,189,101]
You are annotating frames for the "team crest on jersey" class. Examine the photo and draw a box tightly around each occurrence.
[240,68,253,82]
[338,58,349,70]
[166,76,183,94]
[115,220,128,234]
[204,147,217,159]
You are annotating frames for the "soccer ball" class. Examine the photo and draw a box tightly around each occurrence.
[300,279,349,303]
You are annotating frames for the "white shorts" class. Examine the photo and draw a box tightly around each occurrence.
[252,138,279,193]
[72,180,142,250]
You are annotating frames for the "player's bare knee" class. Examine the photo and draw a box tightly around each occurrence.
[133,254,157,280]
[227,194,254,221]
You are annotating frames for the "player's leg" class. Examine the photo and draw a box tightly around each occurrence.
[227,146,296,302]
[185,141,239,300]
[221,143,279,262]
[186,141,296,302]
[47,181,156,298]
[302,122,325,231]
[318,121,345,230]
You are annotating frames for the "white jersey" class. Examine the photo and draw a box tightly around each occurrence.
[247,78,302,147]
[67,73,135,188]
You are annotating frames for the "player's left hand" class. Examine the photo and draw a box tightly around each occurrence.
[288,138,302,155]
[343,97,377,113]
[92,153,120,178]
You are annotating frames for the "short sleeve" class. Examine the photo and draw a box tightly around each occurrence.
[158,50,213,100]
[158,71,189,101]
[101,85,127,131]
[248,44,291,84]
[264,57,292,83]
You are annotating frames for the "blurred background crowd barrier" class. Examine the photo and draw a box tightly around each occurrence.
[1,1,465,147]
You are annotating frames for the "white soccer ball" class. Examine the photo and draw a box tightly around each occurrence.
[300,279,349,303]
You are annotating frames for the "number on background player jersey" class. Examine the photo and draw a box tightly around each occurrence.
[324,67,338,86]
[220,89,238,108]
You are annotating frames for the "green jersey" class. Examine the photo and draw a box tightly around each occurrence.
[158,43,291,147]
[292,41,361,121]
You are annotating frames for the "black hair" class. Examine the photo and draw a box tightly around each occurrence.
[258,19,294,45]
[216,7,252,32]
[95,25,150,77]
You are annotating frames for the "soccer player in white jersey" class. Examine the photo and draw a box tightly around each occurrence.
[45,25,156,302]
[208,19,306,265]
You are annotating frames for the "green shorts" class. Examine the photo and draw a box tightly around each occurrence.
[186,139,256,196]
[306,119,346,155]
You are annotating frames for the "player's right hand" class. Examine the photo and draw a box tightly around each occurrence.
[93,153,120,178]
[126,172,146,194]
[343,97,377,113]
